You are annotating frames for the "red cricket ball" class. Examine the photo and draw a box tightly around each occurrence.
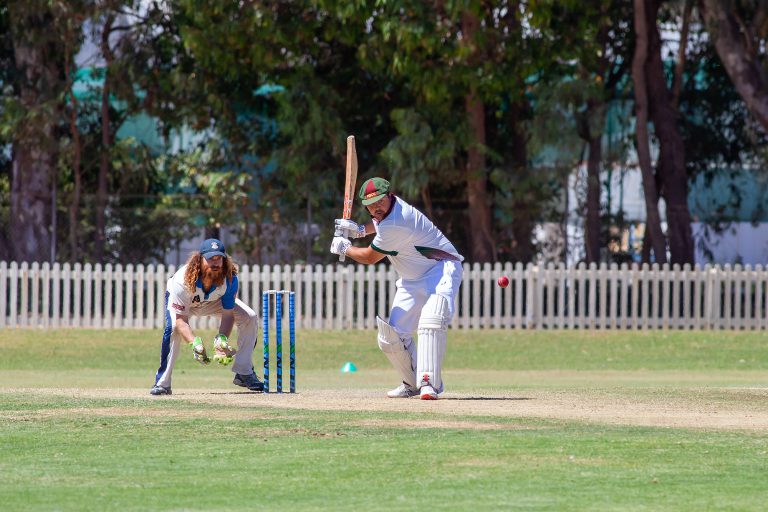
[497,275,509,288]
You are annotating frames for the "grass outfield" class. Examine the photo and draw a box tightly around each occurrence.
[1,329,767,511]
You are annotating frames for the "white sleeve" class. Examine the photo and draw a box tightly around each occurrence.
[167,279,192,316]
[371,224,410,256]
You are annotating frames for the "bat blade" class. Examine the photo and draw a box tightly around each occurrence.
[339,135,358,262]
[343,135,357,220]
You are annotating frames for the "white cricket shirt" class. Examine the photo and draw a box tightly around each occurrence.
[166,264,239,316]
[371,196,463,280]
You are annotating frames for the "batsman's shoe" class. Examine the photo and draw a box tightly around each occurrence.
[149,385,172,396]
[213,334,236,365]
[190,336,211,365]
[387,383,418,398]
[233,373,264,392]
[419,384,438,400]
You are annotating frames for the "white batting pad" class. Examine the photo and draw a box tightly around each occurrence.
[376,315,416,388]
[417,294,450,393]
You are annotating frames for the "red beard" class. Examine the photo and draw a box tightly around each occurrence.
[204,265,224,285]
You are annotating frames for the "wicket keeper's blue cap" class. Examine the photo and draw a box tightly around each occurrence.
[200,238,227,260]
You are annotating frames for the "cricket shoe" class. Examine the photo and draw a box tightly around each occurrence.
[213,334,236,365]
[233,373,264,392]
[419,385,438,400]
[150,385,172,396]
[387,383,418,398]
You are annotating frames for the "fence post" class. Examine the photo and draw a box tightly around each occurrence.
[30,262,40,327]
[83,263,93,328]
[545,262,555,329]
[41,262,50,328]
[19,261,29,327]
[93,263,103,328]
[323,264,333,329]
[705,265,715,329]
[599,263,609,329]
[682,263,691,330]
[0,261,6,328]
[588,262,597,329]
[526,263,539,329]
[723,264,733,330]
[557,263,566,329]
[135,264,145,329]
[609,263,618,329]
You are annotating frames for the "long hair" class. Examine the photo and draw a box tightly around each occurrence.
[183,253,238,293]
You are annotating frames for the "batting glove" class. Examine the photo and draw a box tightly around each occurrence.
[213,334,236,366]
[334,219,366,239]
[190,336,211,365]
[330,236,351,256]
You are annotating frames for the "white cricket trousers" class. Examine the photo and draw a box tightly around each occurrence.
[154,293,258,388]
[388,260,462,340]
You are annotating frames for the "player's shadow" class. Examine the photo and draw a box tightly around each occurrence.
[441,396,533,401]
[199,391,297,395]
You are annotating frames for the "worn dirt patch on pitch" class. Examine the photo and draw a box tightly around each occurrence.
[7,386,768,431]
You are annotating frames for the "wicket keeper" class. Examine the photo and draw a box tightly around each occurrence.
[150,238,263,395]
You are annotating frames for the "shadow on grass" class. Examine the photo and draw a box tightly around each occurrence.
[195,391,313,396]
[442,396,533,401]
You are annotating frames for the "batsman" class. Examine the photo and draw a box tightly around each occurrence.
[331,177,464,400]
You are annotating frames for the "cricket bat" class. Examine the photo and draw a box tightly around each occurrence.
[338,135,358,262]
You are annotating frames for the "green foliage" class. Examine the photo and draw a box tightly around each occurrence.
[2,0,767,265]
[379,108,460,204]
[679,32,766,175]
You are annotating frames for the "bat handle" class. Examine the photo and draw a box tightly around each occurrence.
[339,254,346,262]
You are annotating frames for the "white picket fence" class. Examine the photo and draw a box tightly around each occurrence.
[0,260,766,330]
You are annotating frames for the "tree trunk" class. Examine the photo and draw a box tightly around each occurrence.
[632,0,667,264]
[646,0,694,264]
[420,186,433,220]
[585,134,602,263]
[464,92,495,262]
[9,36,59,262]
[576,99,605,264]
[462,10,495,263]
[672,0,693,109]
[700,0,768,132]
[65,50,82,262]
[95,16,114,264]
[505,101,535,263]
[10,136,55,263]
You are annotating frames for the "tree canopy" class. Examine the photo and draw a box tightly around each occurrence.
[1,0,766,265]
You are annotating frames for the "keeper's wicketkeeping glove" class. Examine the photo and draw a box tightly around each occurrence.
[213,334,236,366]
[190,336,211,365]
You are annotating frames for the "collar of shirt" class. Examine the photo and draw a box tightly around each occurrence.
[195,277,218,299]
